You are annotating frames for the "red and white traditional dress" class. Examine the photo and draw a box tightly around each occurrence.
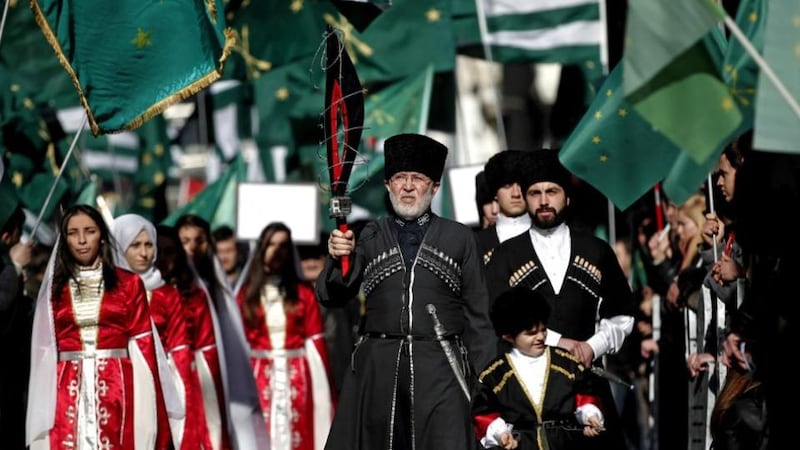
[184,282,231,450]
[28,264,170,450]
[237,278,334,450]
[148,283,201,450]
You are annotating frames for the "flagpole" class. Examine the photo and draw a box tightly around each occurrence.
[0,0,9,49]
[474,0,508,149]
[707,174,718,264]
[722,14,800,122]
[30,114,89,239]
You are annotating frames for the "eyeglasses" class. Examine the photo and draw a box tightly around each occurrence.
[390,173,432,187]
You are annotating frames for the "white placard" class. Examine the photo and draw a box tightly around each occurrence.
[446,164,484,227]
[236,183,320,244]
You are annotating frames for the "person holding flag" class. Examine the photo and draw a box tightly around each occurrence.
[317,133,496,450]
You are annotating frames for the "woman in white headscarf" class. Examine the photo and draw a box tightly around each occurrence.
[111,214,201,450]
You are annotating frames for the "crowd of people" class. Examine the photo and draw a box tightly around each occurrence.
[0,131,793,450]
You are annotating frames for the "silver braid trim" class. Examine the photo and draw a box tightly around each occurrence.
[416,244,462,296]
[363,248,404,297]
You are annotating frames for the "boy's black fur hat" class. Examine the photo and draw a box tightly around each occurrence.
[490,286,551,338]
[384,133,448,182]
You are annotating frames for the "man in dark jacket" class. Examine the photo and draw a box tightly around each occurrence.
[0,174,33,450]
[317,133,496,450]
[484,149,636,449]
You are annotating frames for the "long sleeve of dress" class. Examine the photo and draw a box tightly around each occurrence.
[128,277,172,450]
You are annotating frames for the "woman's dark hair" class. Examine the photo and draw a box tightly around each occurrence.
[241,222,302,324]
[156,224,196,298]
[53,204,118,293]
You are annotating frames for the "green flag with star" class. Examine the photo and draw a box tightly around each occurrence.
[337,0,456,83]
[0,2,76,110]
[224,0,336,81]
[752,0,800,153]
[624,0,741,164]
[662,0,765,204]
[31,0,234,135]
[131,116,172,221]
[559,63,682,210]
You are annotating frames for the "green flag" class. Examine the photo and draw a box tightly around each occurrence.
[624,0,741,164]
[131,116,172,220]
[31,0,234,135]
[251,57,325,180]
[662,0,765,204]
[722,0,764,133]
[559,64,681,210]
[74,177,100,207]
[224,0,336,80]
[0,3,77,110]
[333,0,456,83]
[481,0,603,66]
[752,0,800,153]
[161,153,246,230]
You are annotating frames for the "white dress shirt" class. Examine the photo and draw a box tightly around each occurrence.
[529,224,634,358]
[495,213,532,244]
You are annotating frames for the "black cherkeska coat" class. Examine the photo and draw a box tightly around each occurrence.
[317,214,495,450]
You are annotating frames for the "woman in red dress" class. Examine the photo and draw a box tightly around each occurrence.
[156,224,231,450]
[111,214,203,449]
[238,222,335,450]
[26,204,170,449]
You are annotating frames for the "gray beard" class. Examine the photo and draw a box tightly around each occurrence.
[389,186,434,221]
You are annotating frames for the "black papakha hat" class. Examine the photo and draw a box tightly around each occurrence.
[519,149,572,194]
[490,285,551,338]
[384,133,448,182]
[475,171,493,206]
[484,149,526,194]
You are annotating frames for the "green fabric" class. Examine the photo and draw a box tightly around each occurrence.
[559,64,681,211]
[624,0,741,165]
[753,0,800,153]
[662,0,765,203]
[160,153,246,230]
[347,0,455,82]
[623,0,724,96]
[31,0,232,135]
[0,3,77,110]
[131,116,172,220]
[224,0,336,80]
[483,0,602,66]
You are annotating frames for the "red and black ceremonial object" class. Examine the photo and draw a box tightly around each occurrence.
[323,25,365,277]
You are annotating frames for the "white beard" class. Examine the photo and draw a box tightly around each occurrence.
[389,185,434,221]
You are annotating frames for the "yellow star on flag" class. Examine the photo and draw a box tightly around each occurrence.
[592,136,601,144]
[131,28,153,50]
[425,8,441,22]
[290,0,304,13]
[599,153,608,163]
[606,89,613,97]
[276,87,290,101]
[618,108,628,117]
[594,111,603,119]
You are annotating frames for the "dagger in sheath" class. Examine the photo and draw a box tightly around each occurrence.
[426,304,471,401]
